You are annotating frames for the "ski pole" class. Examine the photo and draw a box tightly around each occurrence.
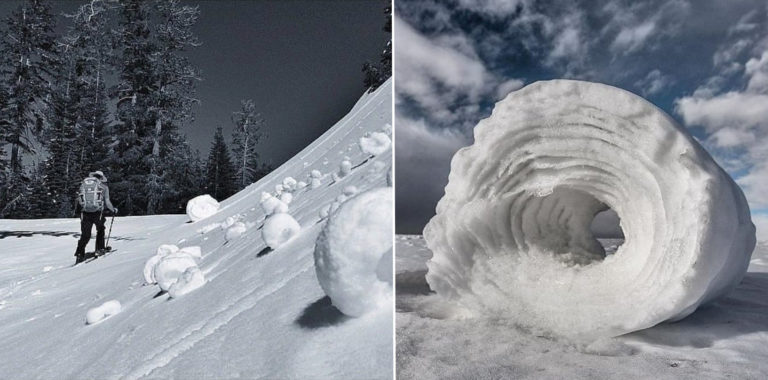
[105,214,115,250]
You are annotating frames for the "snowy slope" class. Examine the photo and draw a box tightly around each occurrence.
[396,235,768,380]
[0,79,392,380]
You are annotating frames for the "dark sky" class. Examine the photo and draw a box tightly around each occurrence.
[395,0,768,235]
[1,0,389,167]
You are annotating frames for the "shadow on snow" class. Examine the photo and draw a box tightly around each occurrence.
[0,230,143,241]
[295,295,348,329]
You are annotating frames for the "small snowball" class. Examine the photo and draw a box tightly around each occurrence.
[311,178,322,189]
[275,184,284,193]
[279,192,293,205]
[86,308,103,325]
[311,170,322,178]
[155,254,198,291]
[186,195,220,222]
[314,187,393,317]
[282,177,297,191]
[143,254,163,284]
[101,300,122,316]
[225,222,247,241]
[260,192,289,215]
[219,216,237,230]
[319,204,331,219]
[262,212,301,249]
[296,181,307,190]
[144,244,181,284]
[342,186,358,196]
[359,132,392,156]
[382,123,392,135]
[168,267,206,298]
[339,160,352,177]
[43,266,53,272]
[86,300,122,324]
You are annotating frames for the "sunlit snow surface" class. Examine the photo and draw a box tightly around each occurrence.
[396,235,768,380]
[0,79,392,379]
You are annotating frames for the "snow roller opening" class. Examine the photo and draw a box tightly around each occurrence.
[590,208,625,255]
[424,79,756,338]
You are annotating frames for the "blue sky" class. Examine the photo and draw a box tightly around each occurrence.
[394,0,768,238]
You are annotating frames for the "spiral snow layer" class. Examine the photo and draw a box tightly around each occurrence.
[424,80,756,338]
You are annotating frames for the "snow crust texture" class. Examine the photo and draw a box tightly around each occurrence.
[186,194,220,222]
[314,187,394,317]
[424,79,756,338]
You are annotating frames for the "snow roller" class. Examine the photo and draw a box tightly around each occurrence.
[424,79,755,338]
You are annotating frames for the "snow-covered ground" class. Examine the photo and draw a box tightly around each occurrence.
[396,235,768,380]
[0,79,392,380]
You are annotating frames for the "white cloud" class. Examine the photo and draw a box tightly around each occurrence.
[708,127,757,148]
[745,51,768,92]
[601,0,689,57]
[394,16,525,128]
[676,43,768,213]
[676,91,768,133]
[611,20,656,53]
[495,78,525,100]
[634,69,672,95]
[713,39,751,68]
[455,0,527,18]
[728,9,760,36]
[395,16,489,104]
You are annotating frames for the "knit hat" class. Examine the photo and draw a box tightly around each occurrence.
[89,170,107,182]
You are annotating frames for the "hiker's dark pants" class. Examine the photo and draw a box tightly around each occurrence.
[75,211,106,256]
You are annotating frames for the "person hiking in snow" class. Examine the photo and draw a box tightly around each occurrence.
[74,171,117,263]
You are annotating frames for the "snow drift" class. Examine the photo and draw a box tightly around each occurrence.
[424,79,756,338]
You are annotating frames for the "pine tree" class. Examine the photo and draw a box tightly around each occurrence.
[204,126,237,201]
[149,0,201,213]
[231,99,265,190]
[38,0,114,218]
[0,0,57,218]
[362,2,391,92]
[26,162,52,218]
[111,0,201,215]
[110,0,155,215]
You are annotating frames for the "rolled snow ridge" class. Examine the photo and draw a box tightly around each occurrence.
[186,194,220,222]
[144,245,205,297]
[314,187,393,317]
[424,80,756,339]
